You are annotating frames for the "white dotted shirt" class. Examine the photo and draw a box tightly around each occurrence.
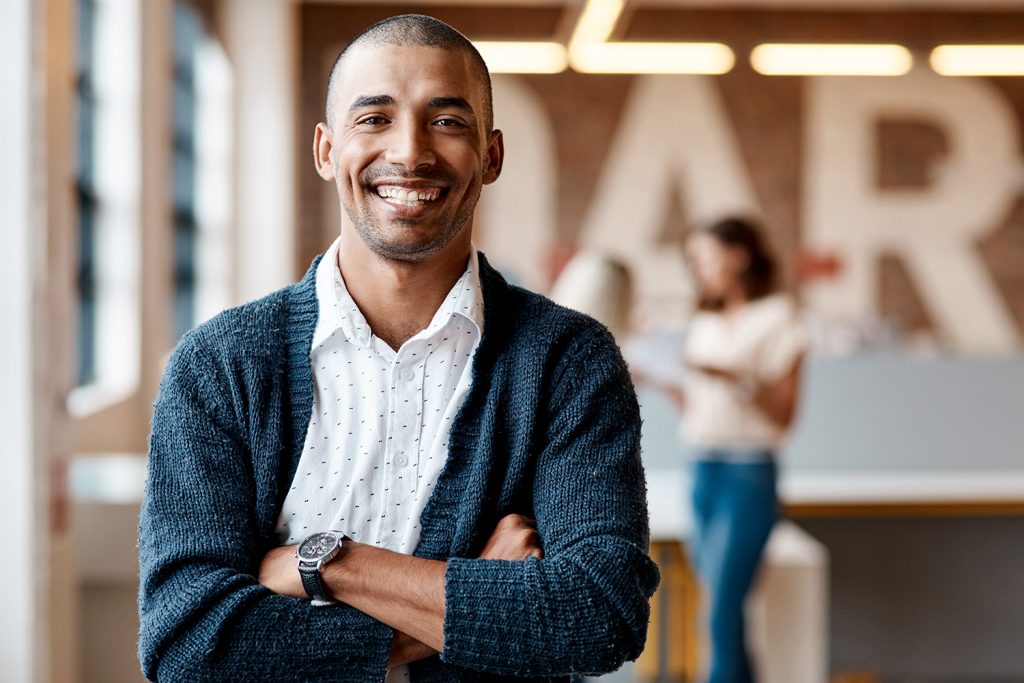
[276,238,483,679]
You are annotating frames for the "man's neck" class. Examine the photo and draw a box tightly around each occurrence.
[336,231,473,351]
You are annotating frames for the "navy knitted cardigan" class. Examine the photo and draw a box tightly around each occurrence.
[138,253,659,682]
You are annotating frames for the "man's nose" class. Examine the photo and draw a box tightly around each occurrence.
[383,120,436,170]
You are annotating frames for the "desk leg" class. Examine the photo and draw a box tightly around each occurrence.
[636,540,700,682]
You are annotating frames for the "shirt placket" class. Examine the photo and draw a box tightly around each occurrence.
[378,343,425,546]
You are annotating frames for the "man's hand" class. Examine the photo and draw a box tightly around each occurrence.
[479,514,543,560]
[258,544,305,598]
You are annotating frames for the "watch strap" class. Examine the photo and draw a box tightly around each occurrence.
[299,562,336,607]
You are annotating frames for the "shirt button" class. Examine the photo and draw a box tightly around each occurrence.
[401,368,415,382]
[395,456,409,467]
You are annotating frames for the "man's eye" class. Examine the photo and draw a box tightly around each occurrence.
[358,116,388,126]
[434,117,467,128]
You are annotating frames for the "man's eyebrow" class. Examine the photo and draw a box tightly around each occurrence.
[428,97,475,117]
[348,95,396,112]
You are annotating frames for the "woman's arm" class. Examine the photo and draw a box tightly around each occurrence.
[690,353,804,429]
[748,354,804,428]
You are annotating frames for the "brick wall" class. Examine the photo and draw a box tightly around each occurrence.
[295,3,1024,343]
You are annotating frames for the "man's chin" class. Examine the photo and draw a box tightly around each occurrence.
[347,208,471,264]
[363,231,455,264]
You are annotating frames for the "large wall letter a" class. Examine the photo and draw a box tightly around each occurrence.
[580,75,761,321]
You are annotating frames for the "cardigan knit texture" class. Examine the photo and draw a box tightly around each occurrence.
[138,253,659,682]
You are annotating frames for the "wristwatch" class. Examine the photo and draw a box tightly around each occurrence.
[295,530,347,607]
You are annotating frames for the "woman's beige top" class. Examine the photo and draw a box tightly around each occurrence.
[683,294,806,450]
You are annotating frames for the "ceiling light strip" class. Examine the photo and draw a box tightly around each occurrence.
[474,41,569,74]
[931,45,1024,76]
[571,0,625,47]
[570,41,735,74]
[751,43,913,76]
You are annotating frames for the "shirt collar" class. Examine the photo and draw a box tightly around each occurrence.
[432,249,485,336]
[312,237,485,352]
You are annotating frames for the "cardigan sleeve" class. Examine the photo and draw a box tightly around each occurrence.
[441,325,660,677]
[138,334,392,682]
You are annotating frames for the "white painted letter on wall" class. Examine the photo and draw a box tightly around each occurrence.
[580,75,761,323]
[803,67,1024,352]
[476,75,557,291]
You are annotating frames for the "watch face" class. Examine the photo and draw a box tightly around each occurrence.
[297,532,340,561]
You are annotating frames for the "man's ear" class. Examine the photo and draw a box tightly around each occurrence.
[482,129,504,185]
[313,122,336,181]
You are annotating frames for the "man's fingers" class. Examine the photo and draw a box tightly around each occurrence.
[479,513,543,561]
[523,528,543,556]
[525,528,543,559]
[498,513,537,529]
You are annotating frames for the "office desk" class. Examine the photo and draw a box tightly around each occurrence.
[643,469,831,683]
[635,350,1024,520]
[632,350,1024,682]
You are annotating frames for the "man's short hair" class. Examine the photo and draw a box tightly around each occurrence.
[325,14,494,134]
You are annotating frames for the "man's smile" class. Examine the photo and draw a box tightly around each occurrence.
[374,184,443,207]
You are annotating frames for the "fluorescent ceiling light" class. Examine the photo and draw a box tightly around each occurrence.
[474,41,568,74]
[571,0,625,46]
[570,42,735,74]
[565,0,733,74]
[931,45,1024,76]
[751,43,913,76]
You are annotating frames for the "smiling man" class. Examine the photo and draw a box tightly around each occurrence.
[139,14,658,683]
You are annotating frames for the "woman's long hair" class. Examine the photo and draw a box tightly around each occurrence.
[695,217,778,311]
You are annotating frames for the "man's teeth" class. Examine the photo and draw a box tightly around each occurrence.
[376,186,441,205]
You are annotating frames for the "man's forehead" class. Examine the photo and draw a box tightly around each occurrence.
[326,41,492,130]
[336,43,476,96]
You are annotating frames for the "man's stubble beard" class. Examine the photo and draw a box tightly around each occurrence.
[341,165,483,264]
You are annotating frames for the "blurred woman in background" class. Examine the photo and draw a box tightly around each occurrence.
[642,217,806,683]
[548,249,633,343]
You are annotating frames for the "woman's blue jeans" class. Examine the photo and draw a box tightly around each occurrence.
[690,453,778,683]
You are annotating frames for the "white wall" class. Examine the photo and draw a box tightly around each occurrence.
[0,0,45,680]
[222,0,297,303]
